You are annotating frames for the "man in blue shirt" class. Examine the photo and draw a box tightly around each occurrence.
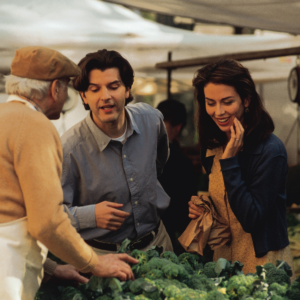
[61,49,173,254]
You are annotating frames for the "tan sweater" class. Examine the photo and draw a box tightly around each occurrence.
[0,101,98,273]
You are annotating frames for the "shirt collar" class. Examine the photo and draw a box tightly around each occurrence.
[125,106,140,135]
[85,106,140,152]
[6,94,44,113]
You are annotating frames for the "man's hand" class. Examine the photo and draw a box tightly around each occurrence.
[91,254,139,281]
[53,264,89,284]
[95,201,130,230]
[188,199,204,219]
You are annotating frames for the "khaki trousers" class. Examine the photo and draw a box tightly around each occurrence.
[91,221,173,256]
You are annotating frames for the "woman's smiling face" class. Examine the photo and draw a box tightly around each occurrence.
[204,83,249,136]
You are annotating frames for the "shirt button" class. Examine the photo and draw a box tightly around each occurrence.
[135,201,138,205]
[124,155,126,158]
[130,178,133,181]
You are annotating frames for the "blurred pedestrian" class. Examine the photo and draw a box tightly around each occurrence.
[157,99,197,255]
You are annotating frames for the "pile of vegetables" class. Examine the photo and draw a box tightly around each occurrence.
[287,211,300,276]
[36,239,300,300]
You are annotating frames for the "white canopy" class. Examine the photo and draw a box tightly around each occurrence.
[0,0,299,82]
[104,0,300,35]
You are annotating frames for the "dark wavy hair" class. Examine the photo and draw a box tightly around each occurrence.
[192,59,274,149]
[72,49,134,110]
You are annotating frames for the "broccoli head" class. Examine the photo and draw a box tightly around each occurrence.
[133,295,151,300]
[184,274,216,292]
[131,249,149,265]
[178,252,204,270]
[130,278,147,294]
[161,251,180,264]
[286,276,300,300]
[154,278,187,290]
[202,262,217,278]
[163,285,206,300]
[265,268,291,286]
[268,283,288,297]
[226,274,256,300]
[205,290,228,300]
[252,290,268,299]
[263,263,276,273]
[161,261,189,281]
[147,257,172,270]
[144,269,164,280]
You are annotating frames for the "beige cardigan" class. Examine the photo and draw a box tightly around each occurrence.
[0,101,97,273]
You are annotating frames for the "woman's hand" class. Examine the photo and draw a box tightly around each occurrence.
[222,117,244,159]
[188,197,204,219]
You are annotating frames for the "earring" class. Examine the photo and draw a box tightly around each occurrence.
[245,107,249,113]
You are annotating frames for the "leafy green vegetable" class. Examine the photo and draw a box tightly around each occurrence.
[117,239,132,254]
[161,251,180,264]
[131,249,149,265]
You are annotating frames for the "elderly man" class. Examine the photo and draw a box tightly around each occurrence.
[0,46,137,300]
[61,49,173,255]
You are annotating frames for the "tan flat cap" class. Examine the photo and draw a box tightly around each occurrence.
[11,46,81,80]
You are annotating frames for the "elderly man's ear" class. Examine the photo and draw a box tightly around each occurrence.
[50,80,61,102]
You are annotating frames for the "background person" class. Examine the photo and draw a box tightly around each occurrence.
[61,49,173,255]
[189,58,295,276]
[0,46,137,300]
[156,99,197,255]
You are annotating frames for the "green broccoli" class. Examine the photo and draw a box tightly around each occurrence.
[133,295,151,300]
[137,263,152,278]
[178,252,204,270]
[162,285,181,298]
[226,274,256,300]
[205,290,228,300]
[144,269,164,280]
[60,286,88,300]
[161,251,180,264]
[154,278,187,290]
[161,261,189,281]
[142,283,161,300]
[252,290,268,299]
[265,268,291,286]
[268,293,285,300]
[194,262,205,275]
[184,274,216,292]
[146,250,160,260]
[268,283,288,297]
[117,238,132,254]
[131,249,149,265]
[96,295,113,300]
[147,257,172,270]
[182,263,194,275]
[163,285,205,300]
[202,262,217,278]
[130,278,147,294]
[263,262,276,272]
[286,277,300,300]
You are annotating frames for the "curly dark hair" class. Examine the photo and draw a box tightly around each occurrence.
[72,49,134,110]
[192,58,274,149]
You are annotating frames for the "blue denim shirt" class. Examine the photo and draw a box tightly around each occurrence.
[201,133,289,257]
[61,103,170,243]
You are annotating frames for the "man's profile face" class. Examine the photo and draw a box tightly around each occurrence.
[81,68,129,130]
